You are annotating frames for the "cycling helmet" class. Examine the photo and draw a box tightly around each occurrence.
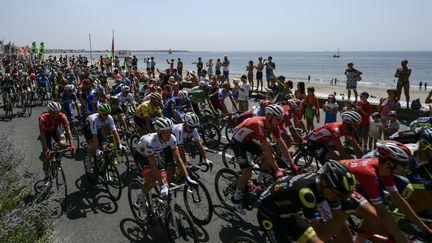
[341,111,362,124]
[98,103,112,114]
[64,84,75,91]
[328,94,335,99]
[150,92,162,101]
[259,100,272,109]
[376,140,411,164]
[154,117,174,132]
[178,90,188,99]
[121,85,131,92]
[95,85,105,94]
[222,82,231,89]
[48,102,62,112]
[109,96,119,105]
[287,99,300,109]
[321,160,356,198]
[421,127,432,145]
[198,81,207,87]
[265,104,284,119]
[184,112,200,128]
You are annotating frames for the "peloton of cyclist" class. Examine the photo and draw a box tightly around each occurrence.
[162,90,194,123]
[59,84,81,118]
[134,92,163,135]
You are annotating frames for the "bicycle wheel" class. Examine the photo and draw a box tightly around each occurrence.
[214,168,239,211]
[224,123,235,144]
[183,180,213,225]
[292,149,319,173]
[51,164,68,210]
[165,204,199,243]
[128,134,141,152]
[222,144,240,170]
[200,122,221,149]
[117,151,131,179]
[103,163,122,201]
[5,101,13,121]
[127,178,149,224]
[231,236,258,243]
[183,141,203,165]
[69,125,80,150]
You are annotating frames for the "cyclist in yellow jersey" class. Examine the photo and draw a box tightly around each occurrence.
[134,92,163,135]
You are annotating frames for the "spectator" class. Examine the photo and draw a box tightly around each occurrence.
[294,81,306,100]
[368,112,383,150]
[246,60,254,92]
[395,59,411,108]
[356,91,372,151]
[265,56,276,88]
[255,57,265,92]
[378,89,400,125]
[215,58,222,79]
[419,81,423,90]
[425,82,428,91]
[206,59,214,77]
[342,99,355,112]
[237,75,250,112]
[177,58,183,77]
[302,86,319,131]
[194,57,203,77]
[222,55,230,82]
[383,110,400,139]
[344,61,362,102]
[323,94,338,124]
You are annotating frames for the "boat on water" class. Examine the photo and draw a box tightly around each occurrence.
[168,48,172,54]
[333,48,340,58]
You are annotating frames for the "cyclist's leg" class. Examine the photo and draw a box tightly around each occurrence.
[133,151,162,192]
[163,147,176,180]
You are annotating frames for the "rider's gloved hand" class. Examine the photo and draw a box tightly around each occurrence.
[70,144,76,154]
[118,144,126,152]
[204,158,213,166]
[161,184,169,197]
[43,148,50,158]
[186,176,198,187]
[95,149,103,157]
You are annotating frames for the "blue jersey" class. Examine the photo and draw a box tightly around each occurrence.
[162,97,192,119]
[85,90,100,114]
[36,74,49,85]
[60,91,78,117]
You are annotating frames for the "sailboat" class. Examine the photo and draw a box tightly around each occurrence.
[168,48,172,55]
[333,48,340,58]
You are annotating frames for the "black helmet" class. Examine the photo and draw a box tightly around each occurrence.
[321,160,356,198]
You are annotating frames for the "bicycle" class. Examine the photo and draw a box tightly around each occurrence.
[128,179,199,242]
[84,141,123,201]
[2,91,14,121]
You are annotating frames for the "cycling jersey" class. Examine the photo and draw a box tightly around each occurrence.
[171,124,200,145]
[85,113,116,135]
[59,91,78,117]
[339,158,397,205]
[135,100,161,119]
[409,116,432,131]
[162,96,192,119]
[134,133,178,157]
[115,92,136,106]
[85,90,100,114]
[307,122,354,146]
[233,116,280,143]
[36,74,49,86]
[236,108,256,126]
[38,112,69,133]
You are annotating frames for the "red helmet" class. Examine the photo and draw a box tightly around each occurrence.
[30,73,36,80]
[376,140,411,164]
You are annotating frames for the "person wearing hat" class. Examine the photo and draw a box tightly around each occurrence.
[395,59,411,108]
[383,110,400,139]
[323,93,338,124]
[356,91,372,151]
[378,89,400,125]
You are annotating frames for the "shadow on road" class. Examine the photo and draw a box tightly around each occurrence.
[119,218,169,243]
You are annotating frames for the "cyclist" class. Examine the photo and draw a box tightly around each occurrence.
[162,90,194,123]
[171,112,212,166]
[36,70,49,92]
[59,84,81,118]
[189,80,216,114]
[1,73,15,107]
[134,92,163,135]
[83,103,125,174]
[108,96,128,132]
[231,104,297,215]
[306,110,363,163]
[85,85,106,115]
[133,117,198,216]
[258,160,356,243]
[38,102,75,185]
[115,85,136,107]
[235,99,272,125]
[339,141,432,243]
[210,82,239,115]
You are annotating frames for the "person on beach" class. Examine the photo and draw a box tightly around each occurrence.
[323,94,338,124]
[368,112,383,150]
[150,57,156,77]
[419,81,423,90]
[144,58,151,76]
[176,58,183,77]
[383,110,400,139]
[294,81,306,101]
[425,82,428,91]
[395,59,411,108]
[206,59,214,77]
[222,55,230,82]
[378,89,400,125]
[356,91,372,152]
[255,57,265,92]
[246,60,254,92]
[194,57,203,77]
[344,61,362,102]
[265,56,276,88]
[302,86,319,131]
[215,58,222,79]
[166,58,175,73]
[237,75,251,113]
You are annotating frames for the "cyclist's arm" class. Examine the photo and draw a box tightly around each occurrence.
[334,140,352,159]
[312,209,349,241]
[388,190,430,232]
[260,139,277,170]
[173,147,189,178]
[116,113,128,131]
[39,130,49,150]
[229,96,239,112]
[64,125,73,147]
[373,203,408,243]
[350,138,363,158]
[194,140,207,161]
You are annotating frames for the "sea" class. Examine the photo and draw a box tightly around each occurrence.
[85,51,432,88]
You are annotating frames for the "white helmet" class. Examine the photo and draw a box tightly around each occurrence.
[64,84,75,91]
[154,117,174,132]
[178,90,188,99]
[121,85,131,92]
[48,101,62,112]
[341,111,362,124]
[265,104,284,119]
[184,112,200,127]
[376,140,411,164]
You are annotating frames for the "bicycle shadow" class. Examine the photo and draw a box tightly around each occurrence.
[119,218,170,243]
[65,175,119,220]
[219,224,265,243]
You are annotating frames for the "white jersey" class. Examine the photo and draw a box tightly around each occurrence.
[86,113,116,135]
[134,133,178,156]
[115,92,136,106]
[171,124,200,145]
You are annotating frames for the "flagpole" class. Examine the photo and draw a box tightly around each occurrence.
[111,29,115,66]
[89,33,93,65]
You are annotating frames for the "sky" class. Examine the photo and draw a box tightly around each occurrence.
[1,0,432,52]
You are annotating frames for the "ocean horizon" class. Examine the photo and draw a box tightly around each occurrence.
[69,51,432,87]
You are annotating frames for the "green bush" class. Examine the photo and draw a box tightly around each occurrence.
[0,128,53,243]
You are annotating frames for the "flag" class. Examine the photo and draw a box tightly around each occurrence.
[31,42,37,54]
[111,30,114,60]
[39,42,45,60]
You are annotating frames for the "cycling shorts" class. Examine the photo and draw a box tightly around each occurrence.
[83,124,108,144]
[232,139,262,169]
[306,140,328,163]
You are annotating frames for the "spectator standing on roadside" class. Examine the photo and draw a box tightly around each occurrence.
[344,62,362,102]
[177,58,183,77]
[255,57,265,92]
[378,89,400,125]
[246,60,254,92]
[368,112,383,150]
[395,59,411,108]
[356,92,372,151]
[383,111,400,139]
[193,57,203,77]
[237,75,250,112]
[419,81,423,90]
[425,82,428,91]
[150,57,156,77]
[215,58,222,79]
[323,94,338,124]
[222,55,230,82]
[206,59,214,77]
[265,56,276,88]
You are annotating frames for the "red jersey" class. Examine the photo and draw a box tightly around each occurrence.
[356,100,371,126]
[306,122,354,146]
[233,116,280,143]
[340,158,397,205]
[38,112,69,133]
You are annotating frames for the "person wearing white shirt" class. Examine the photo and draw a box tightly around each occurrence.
[238,75,251,112]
